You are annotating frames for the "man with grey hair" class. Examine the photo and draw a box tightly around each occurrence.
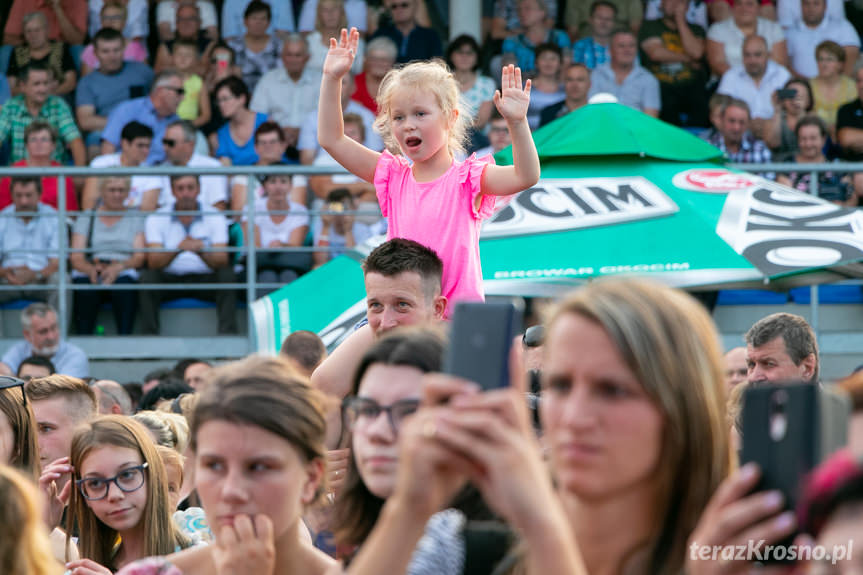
[1,303,89,378]
[101,69,184,164]
[156,120,227,209]
[93,379,133,415]
[744,312,819,385]
[251,33,320,157]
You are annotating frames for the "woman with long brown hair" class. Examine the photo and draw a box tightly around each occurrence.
[65,416,190,574]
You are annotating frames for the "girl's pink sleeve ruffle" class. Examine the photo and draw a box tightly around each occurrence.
[115,557,183,575]
[373,150,404,218]
[461,153,498,220]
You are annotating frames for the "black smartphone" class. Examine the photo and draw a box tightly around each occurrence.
[443,302,523,391]
[740,382,849,561]
[777,88,797,100]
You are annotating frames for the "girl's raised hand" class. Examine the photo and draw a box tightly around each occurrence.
[323,27,360,80]
[493,65,531,123]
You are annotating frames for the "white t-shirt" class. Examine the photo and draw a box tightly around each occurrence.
[786,17,860,78]
[708,17,785,70]
[89,153,163,209]
[157,154,229,209]
[145,205,229,275]
[244,198,309,248]
[777,0,846,30]
[717,61,792,119]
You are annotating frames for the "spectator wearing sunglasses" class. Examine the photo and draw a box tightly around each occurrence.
[155,120,227,210]
[370,0,442,64]
[101,70,184,165]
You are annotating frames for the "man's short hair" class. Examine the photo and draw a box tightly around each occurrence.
[362,239,443,300]
[255,120,285,143]
[745,312,819,382]
[21,303,54,332]
[18,61,50,84]
[120,121,154,143]
[17,355,56,377]
[24,375,98,422]
[326,187,353,206]
[610,27,636,41]
[94,380,133,415]
[724,97,751,119]
[24,121,57,144]
[10,176,42,198]
[153,69,183,91]
[591,0,618,16]
[172,37,200,55]
[244,0,272,20]
[169,173,200,188]
[93,27,124,48]
[167,119,197,143]
[172,358,210,378]
[280,331,327,373]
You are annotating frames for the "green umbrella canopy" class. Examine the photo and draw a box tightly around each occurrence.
[494,102,724,164]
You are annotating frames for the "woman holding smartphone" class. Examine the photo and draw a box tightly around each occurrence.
[344,278,744,575]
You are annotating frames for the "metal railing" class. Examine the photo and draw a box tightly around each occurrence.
[0,163,364,353]
[0,161,859,353]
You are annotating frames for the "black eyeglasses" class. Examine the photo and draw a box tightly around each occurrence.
[76,463,149,501]
[162,138,177,147]
[162,86,185,96]
[390,2,411,8]
[342,396,420,435]
[0,376,27,407]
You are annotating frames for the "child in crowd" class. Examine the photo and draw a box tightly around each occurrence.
[319,27,540,311]
[172,39,211,129]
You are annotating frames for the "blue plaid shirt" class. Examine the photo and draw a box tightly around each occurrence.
[572,37,609,70]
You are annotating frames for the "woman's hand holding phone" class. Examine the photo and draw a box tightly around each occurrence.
[686,463,803,575]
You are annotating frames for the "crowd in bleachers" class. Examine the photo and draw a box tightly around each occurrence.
[1,0,863,336]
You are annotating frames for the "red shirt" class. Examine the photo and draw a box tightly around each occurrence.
[351,72,378,115]
[0,160,79,211]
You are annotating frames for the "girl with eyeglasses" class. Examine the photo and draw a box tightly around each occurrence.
[64,416,190,575]
[331,325,500,569]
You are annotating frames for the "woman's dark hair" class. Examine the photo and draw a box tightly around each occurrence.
[795,114,828,140]
[244,0,272,21]
[214,76,250,109]
[784,78,814,112]
[333,326,446,547]
[138,378,194,411]
[534,42,563,61]
[445,34,481,72]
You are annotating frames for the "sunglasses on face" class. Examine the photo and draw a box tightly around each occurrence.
[390,2,411,9]
[161,86,185,96]
[0,376,28,407]
[162,138,177,147]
